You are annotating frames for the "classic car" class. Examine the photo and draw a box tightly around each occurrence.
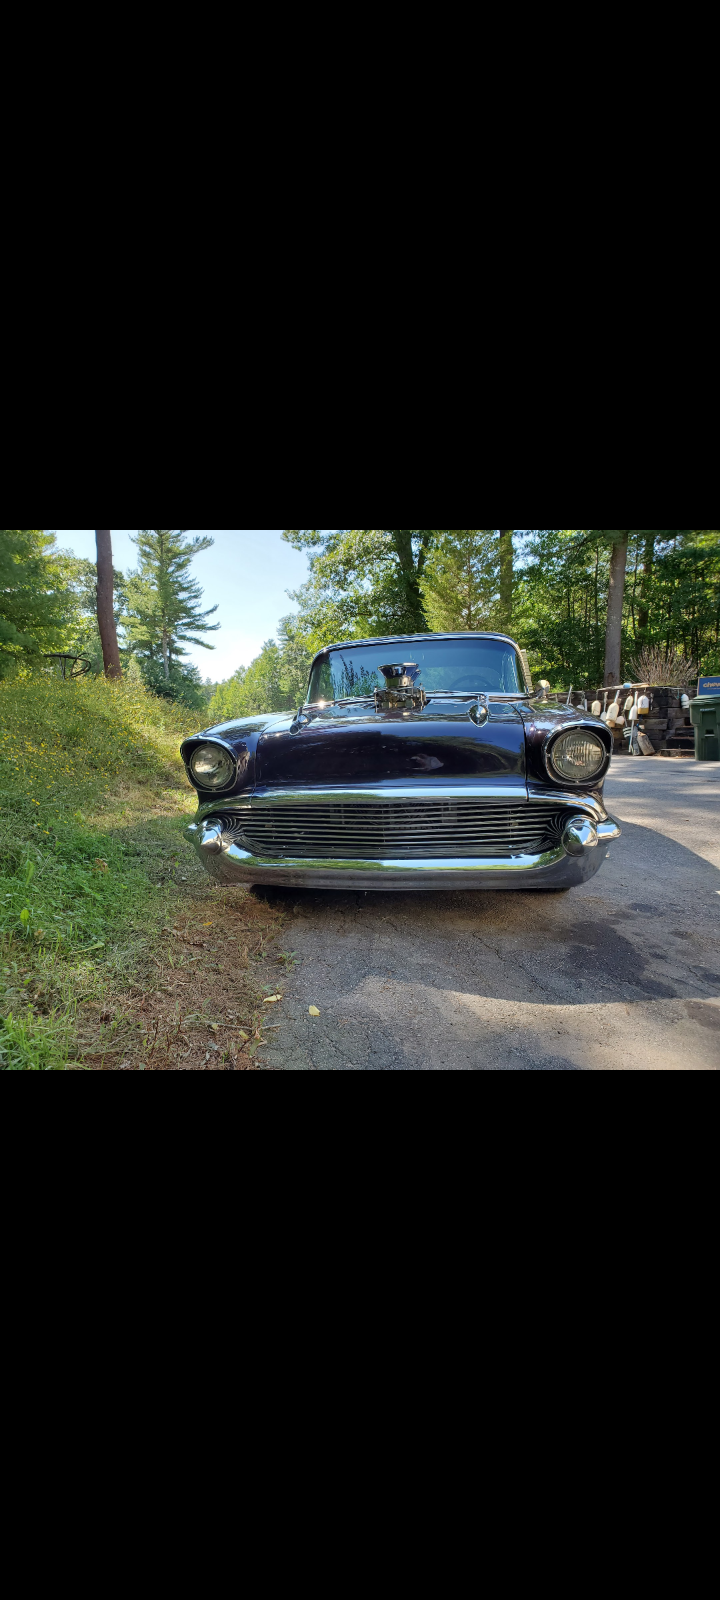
[182,632,621,892]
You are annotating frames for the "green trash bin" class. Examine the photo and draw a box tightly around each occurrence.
[690,689,720,761]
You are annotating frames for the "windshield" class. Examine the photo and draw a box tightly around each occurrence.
[307,638,525,701]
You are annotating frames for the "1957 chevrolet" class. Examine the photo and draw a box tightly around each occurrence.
[182,632,621,892]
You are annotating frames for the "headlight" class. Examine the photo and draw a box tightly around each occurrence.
[549,729,606,782]
[188,743,236,789]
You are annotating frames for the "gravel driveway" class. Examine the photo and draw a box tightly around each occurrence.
[260,760,720,1070]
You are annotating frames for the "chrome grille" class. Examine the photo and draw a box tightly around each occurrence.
[212,801,572,859]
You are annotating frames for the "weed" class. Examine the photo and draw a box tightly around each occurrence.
[0,1009,72,1071]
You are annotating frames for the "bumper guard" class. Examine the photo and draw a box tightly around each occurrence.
[185,801,620,892]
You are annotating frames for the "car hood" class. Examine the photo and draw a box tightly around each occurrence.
[256,702,527,789]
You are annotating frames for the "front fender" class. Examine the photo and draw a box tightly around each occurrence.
[181,713,292,802]
[520,705,612,802]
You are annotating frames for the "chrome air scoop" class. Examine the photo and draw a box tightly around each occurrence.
[375,663,428,713]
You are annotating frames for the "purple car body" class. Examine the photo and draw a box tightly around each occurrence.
[182,632,620,891]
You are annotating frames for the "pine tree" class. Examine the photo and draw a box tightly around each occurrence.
[124,530,219,679]
[422,531,499,631]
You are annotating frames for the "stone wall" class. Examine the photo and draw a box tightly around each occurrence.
[541,686,695,756]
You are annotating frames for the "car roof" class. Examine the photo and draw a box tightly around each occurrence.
[313,630,519,660]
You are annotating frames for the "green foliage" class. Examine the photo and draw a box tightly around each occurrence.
[123,530,219,680]
[48,551,131,676]
[0,530,77,670]
[515,530,720,686]
[206,528,715,698]
[282,530,436,646]
[208,616,313,721]
[635,534,720,673]
[208,665,248,722]
[210,649,279,719]
[140,659,207,710]
[279,528,718,689]
[276,613,314,705]
[422,531,500,631]
[514,530,609,686]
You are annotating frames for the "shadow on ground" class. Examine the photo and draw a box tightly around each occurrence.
[253,819,720,1070]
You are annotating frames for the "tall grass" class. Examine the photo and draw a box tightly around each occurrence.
[0,1009,72,1071]
[1,674,200,1068]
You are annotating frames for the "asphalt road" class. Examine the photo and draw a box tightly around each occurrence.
[259,760,720,1070]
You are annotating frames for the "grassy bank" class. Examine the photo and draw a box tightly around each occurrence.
[0,675,200,1067]
[1,674,290,1070]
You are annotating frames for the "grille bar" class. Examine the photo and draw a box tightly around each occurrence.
[211,800,573,860]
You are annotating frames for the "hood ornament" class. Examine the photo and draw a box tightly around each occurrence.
[469,696,489,726]
[375,663,427,713]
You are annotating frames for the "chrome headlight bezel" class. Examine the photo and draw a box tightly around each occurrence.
[186,740,238,792]
[543,723,611,786]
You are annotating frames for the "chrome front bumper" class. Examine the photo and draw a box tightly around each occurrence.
[185,788,621,892]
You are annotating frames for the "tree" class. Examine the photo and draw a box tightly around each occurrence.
[208,615,314,723]
[514,530,714,688]
[55,552,130,675]
[513,530,612,687]
[516,529,633,687]
[208,665,248,722]
[95,531,122,678]
[282,530,436,646]
[603,531,629,684]
[43,552,129,676]
[0,530,75,670]
[209,645,285,720]
[422,531,498,631]
[388,531,434,632]
[638,530,656,635]
[276,612,314,705]
[638,532,720,672]
[124,530,219,680]
[499,530,513,631]
[275,529,720,692]
[139,658,207,710]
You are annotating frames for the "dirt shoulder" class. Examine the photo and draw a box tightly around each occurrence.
[80,883,291,1070]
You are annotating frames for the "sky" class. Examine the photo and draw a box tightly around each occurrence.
[54,530,312,683]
